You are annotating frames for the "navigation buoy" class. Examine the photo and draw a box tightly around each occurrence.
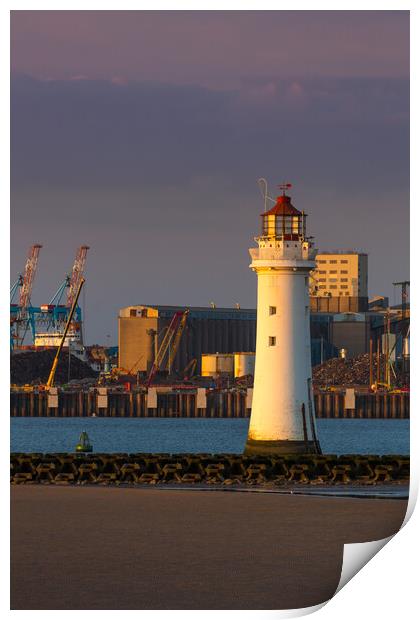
[75,431,93,453]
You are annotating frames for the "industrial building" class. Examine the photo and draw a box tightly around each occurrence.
[118,301,405,373]
[310,251,368,312]
[118,305,256,375]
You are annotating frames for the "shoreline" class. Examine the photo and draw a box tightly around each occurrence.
[11,485,408,610]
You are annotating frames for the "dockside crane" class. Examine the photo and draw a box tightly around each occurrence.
[11,244,43,348]
[67,245,89,308]
[46,278,85,389]
[146,310,189,387]
[166,309,189,372]
[393,280,410,385]
[35,246,89,345]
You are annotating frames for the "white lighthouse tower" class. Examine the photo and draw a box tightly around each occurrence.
[245,183,321,455]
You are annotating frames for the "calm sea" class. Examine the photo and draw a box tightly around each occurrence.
[10,418,409,455]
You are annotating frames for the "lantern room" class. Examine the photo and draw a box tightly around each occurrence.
[261,192,306,241]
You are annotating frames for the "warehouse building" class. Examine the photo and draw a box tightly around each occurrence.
[118,305,256,374]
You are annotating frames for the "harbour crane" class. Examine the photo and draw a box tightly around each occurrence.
[46,278,85,389]
[166,310,189,372]
[35,246,89,346]
[67,245,89,308]
[11,244,43,348]
[146,310,189,387]
[393,280,410,384]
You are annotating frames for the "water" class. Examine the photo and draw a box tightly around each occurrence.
[10,418,409,455]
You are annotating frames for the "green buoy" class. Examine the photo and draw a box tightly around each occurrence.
[75,431,93,453]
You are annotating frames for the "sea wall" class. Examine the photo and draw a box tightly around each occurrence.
[10,452,410,486]
[10,388,410,419]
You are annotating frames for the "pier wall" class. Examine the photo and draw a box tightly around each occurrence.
[10,389,410,419]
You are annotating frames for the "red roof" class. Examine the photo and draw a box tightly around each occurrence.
[262,194,302,217]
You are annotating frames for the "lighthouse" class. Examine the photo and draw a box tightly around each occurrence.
[245,184,322,455]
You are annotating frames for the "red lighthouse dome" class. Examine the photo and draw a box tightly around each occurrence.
[260,189,306,240]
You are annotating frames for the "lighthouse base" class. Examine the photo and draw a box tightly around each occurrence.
[244,438,322,456]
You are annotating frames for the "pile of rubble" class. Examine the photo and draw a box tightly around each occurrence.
[11,350,98,386]
[312,353,404,387]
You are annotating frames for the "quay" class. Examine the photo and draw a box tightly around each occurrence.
[10,387,410,419]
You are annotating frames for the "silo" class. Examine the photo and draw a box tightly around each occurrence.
[234,352,256,378]
[201,353,234,377]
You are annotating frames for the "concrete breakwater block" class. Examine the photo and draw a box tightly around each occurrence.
[10,453,409,486]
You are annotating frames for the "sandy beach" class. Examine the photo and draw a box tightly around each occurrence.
[11,486,407,610]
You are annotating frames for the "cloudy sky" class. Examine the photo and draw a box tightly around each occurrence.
[11,10,409,344]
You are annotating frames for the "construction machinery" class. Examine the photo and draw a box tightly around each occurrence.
[393,280,410,385]
[46,278,85,389]
[167,310,189,372]
[183,358,197,381]
[146,310,189,387]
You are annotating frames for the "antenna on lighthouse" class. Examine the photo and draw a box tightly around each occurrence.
[257,178,276,212]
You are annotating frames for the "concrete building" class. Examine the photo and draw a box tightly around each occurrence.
[118,305,256,374]
[245,188,321,455]
[310,252,368,312]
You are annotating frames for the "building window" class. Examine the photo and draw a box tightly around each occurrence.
[318,278,326,282]
[329,270,337,274]
[345,292,350,296]
[317,260,326,264]
[130,309,137,317]
[268,336,276,346]
[340,260,348,264]
[318,285,326,289]
[340,278,348,282]
[330,285,337,289]
[340,285,348,289]
[341,270,348,274]
[269,306,276,315]
[318,270,326,274]
[329,260,337,264]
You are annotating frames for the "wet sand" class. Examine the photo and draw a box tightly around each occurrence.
[11,486,407,610]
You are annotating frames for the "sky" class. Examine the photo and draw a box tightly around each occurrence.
[10,10,409,344]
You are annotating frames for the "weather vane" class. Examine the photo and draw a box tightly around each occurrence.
[278,183,292,195]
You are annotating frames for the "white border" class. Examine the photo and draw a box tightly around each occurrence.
[3,2,417,619]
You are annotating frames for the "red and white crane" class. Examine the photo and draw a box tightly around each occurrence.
[19,244,43,319]
[67,245,89,308]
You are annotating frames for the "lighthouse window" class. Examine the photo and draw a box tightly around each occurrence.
[269,306,277,315]
[268,336,276,346]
